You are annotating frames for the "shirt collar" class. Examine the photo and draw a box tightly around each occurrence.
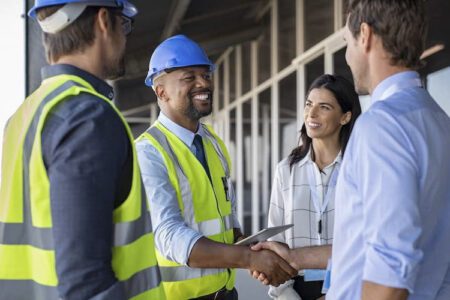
[41,64,115,100]
[297,147,342,168]
[157,112,205,148]
[371,71,421,104]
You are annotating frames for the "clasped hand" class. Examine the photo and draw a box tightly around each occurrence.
[247,241,298,286]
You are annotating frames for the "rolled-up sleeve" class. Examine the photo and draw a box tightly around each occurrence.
[357,111,423,293]
[136,139,203,265]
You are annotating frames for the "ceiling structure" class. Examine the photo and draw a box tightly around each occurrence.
[115,0,269,115]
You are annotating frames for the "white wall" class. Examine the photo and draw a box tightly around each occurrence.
[0,1,25,181]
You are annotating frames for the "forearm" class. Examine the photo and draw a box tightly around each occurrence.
[362,281,408,300]
[291,244,331,270]
[188,237,252,269]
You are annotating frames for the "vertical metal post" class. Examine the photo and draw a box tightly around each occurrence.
[296,0,304,55]
[271,0,280,191]
[251,41,259,234]
[235,45,244,228]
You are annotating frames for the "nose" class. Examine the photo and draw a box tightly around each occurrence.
[307,104,319,118]
[195,74,211,88]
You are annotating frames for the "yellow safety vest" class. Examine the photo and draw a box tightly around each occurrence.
[137,121,236,299]
[0,74,165,300]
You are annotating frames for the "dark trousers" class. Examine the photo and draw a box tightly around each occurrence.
[191,287,238,300]
[293,276,324,300]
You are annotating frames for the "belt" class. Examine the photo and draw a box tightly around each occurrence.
[191,287,233,300]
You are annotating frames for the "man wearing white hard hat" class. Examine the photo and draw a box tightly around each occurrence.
[0,1,165,299]
[136,34,297,300]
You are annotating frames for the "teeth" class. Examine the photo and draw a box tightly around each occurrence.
[192,93,209,101]
[308,122,321,128]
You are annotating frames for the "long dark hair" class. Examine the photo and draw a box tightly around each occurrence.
[288,74,362,169]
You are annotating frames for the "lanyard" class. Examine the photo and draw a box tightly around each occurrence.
[307,162,338,245]
[379,78,422,101]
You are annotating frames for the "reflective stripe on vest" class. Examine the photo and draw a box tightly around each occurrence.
[0,75,164,299]
[142,123,235,298]
[147,126,234,236]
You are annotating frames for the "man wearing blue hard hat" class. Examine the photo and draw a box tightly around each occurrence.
[136,34,297,300]
[0,1,164,299]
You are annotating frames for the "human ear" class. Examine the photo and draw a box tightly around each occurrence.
[341,111,352,125]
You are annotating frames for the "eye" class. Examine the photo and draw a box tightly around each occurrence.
[320,105,331,110]
[203,73,212,81]
[183,76,195,81]
[305,101,312,107]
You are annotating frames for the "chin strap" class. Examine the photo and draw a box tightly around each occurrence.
[38,3,88,34]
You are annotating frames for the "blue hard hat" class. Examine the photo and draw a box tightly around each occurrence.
[28,0,137,18]
[145,34,215,87]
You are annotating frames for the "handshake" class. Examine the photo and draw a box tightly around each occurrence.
[245,241,299,286]
[243,240,331,287]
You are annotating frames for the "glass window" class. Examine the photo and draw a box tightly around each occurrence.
[428,66,450,115]
[242,99,253,234]
[229,50,236,103]
[279,73,298,159]
[258,13,271,84]
[242,42,252,95]
[218,64,225,110]
[305,54,325,91]
[278,0,296,71]
[304,0,334,50]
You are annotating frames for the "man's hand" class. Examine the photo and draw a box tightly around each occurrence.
[252,241,300,270]
[248,249,297,286]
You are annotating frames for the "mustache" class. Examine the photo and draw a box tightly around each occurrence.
[189,88,212,96]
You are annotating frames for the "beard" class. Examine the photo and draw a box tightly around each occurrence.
[104,53,126,80]
[185,89,213,121]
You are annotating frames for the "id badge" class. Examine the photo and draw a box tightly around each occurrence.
[304,269,326,281]
[221,176,233,201]
[321,259,332,293]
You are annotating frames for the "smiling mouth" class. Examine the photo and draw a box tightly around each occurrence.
[191,92,211,102]
[307,121,321,128]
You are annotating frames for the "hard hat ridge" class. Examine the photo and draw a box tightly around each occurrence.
[145,34,215,87]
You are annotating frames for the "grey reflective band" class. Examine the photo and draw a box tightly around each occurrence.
[159,265,226,282]
[0,280,59,300]
[122,265,162,298]
[38,3,88,34]
[147,126,196,226]
[0,265,162,300]
[202,125,230,177]
[147,125,233,236]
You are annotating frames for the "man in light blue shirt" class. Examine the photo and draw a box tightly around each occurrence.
[329,0,450,299]
[252,1,450,299]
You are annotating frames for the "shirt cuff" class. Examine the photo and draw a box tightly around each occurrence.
[363,244,421,293]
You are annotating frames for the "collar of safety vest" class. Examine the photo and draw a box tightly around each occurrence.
[41,64,115,100]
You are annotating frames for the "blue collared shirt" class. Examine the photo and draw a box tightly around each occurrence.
[328,71,450,299]
[136,112,241,265]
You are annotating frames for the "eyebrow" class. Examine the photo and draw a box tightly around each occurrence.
[306,99,336,107]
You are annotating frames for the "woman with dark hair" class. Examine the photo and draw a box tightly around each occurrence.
[267,74,362,300]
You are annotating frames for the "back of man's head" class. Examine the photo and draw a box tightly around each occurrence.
[37,6,117,63]
[347,0,427,69]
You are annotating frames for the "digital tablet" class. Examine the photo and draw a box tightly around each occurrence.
[234,224,293,246]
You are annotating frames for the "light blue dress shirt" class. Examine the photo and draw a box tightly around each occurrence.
[136,112,241,265]
[328,71,450,299]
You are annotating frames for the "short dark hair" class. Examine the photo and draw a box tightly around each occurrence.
[288,74,362,169]
[347,0,427,69]
[37,5,117,62]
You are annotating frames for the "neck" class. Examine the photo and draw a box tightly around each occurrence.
[311,137,341,170]
[53,47,105,80]
[367,52,410,95]
[163,109,199,133]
